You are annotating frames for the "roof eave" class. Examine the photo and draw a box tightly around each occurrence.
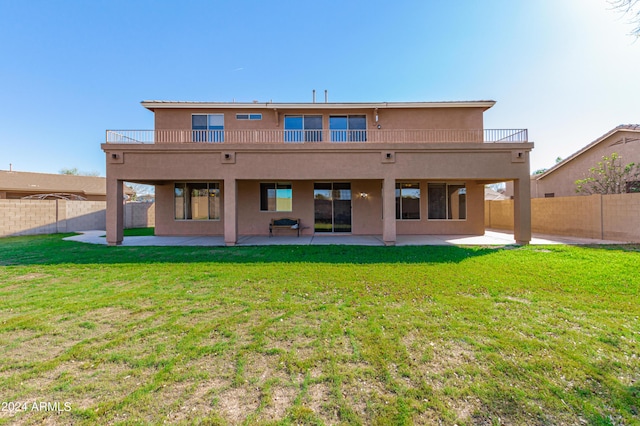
[141,100,496,112]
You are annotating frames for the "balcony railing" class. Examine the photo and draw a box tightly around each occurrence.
[105,129,528,144]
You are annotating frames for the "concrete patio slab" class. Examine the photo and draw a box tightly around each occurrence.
[63,229,627,247]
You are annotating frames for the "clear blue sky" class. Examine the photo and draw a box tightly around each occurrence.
[1,0,638,175]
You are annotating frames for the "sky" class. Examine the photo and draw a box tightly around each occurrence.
[0,0,638,176]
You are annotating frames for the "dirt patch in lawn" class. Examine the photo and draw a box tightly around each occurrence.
[258,385,298,421]
[216,386,261,423]
[307,382,338,424]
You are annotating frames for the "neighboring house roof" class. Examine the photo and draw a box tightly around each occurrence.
[535,124,640,180]
[0,170,134,197]
[484,187,509,200]
[141,100,496,111]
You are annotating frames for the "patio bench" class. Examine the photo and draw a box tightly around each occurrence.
[269,218,300,237]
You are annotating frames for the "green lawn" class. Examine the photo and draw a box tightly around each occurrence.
[0,234,638,425]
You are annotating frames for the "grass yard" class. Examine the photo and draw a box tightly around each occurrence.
[0,234,638,425]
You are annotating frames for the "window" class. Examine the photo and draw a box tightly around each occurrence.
[284,115,322,142]
[428,183,466,220]
[330,115,367,142]
[236,113,262,120]
[396,183,420,219]
[260,183,292,211]
[192,114,224,142]
[174,183,220,220]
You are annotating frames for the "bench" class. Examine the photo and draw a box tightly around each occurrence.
[269,218,300,237]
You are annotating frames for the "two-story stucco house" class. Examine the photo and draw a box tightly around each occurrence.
[102,99,533,246]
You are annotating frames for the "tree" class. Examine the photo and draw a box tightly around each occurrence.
[59,167,100,176]
[610,0,640,37]
[126,182,155,201]
[532,157,563,175]
[575,153,640,194]
[59,167,79,175]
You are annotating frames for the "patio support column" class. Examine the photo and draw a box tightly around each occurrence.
[224,178,237,246]
[382,177,396,245]
[513,177,531,245]
[106,178,124,246]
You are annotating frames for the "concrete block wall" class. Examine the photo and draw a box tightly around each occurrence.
[485,194,640,243]
[124,202,156,229]
[1,200,155,237]
[0,199,58,236]
[61,200,108,233]
[531,195,602,239]
[484,200,514,230]
[602,193,640,241]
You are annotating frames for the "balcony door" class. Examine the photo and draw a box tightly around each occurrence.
[314,182,351,233]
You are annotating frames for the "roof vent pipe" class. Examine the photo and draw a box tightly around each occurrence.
[312,90,316,103]
[325,90,328,103]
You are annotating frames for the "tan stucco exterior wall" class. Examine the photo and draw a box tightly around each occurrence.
[116,143,530,239]
[155,183,224,236]
[154,179,484,237]
[154,106,484,133]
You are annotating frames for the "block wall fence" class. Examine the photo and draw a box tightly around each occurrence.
[485,193,640,243]
[0,200,155,237]
[2,196,637,242]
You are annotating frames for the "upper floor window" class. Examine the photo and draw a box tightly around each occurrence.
[428,183,466,220]
[192,114,224,142]
[330,115,367,142]
[236,113,262,120]
[284,115,322,142]
[396,182,420,220]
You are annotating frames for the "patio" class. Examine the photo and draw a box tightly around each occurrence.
[63,230,625,247]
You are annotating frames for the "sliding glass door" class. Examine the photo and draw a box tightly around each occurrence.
[314,182,351,233]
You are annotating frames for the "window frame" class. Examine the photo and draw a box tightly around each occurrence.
[236,113,262,121]
[260,182,293,212]
[174,182,221,221]
[395,182,421,220]
[284,115,323,142]
[191,114,224,142]
[427,182,467,221]
[329,115,367,142]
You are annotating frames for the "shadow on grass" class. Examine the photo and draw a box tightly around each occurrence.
[0,233,506,266]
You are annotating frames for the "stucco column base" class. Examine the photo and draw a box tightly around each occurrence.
[224,178,238,246]
[514,240,529,246]
[106,177,124,246]
[513,177,532,245]
[382,177,396,245]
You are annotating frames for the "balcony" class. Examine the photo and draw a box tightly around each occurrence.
[105,129,528,144]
